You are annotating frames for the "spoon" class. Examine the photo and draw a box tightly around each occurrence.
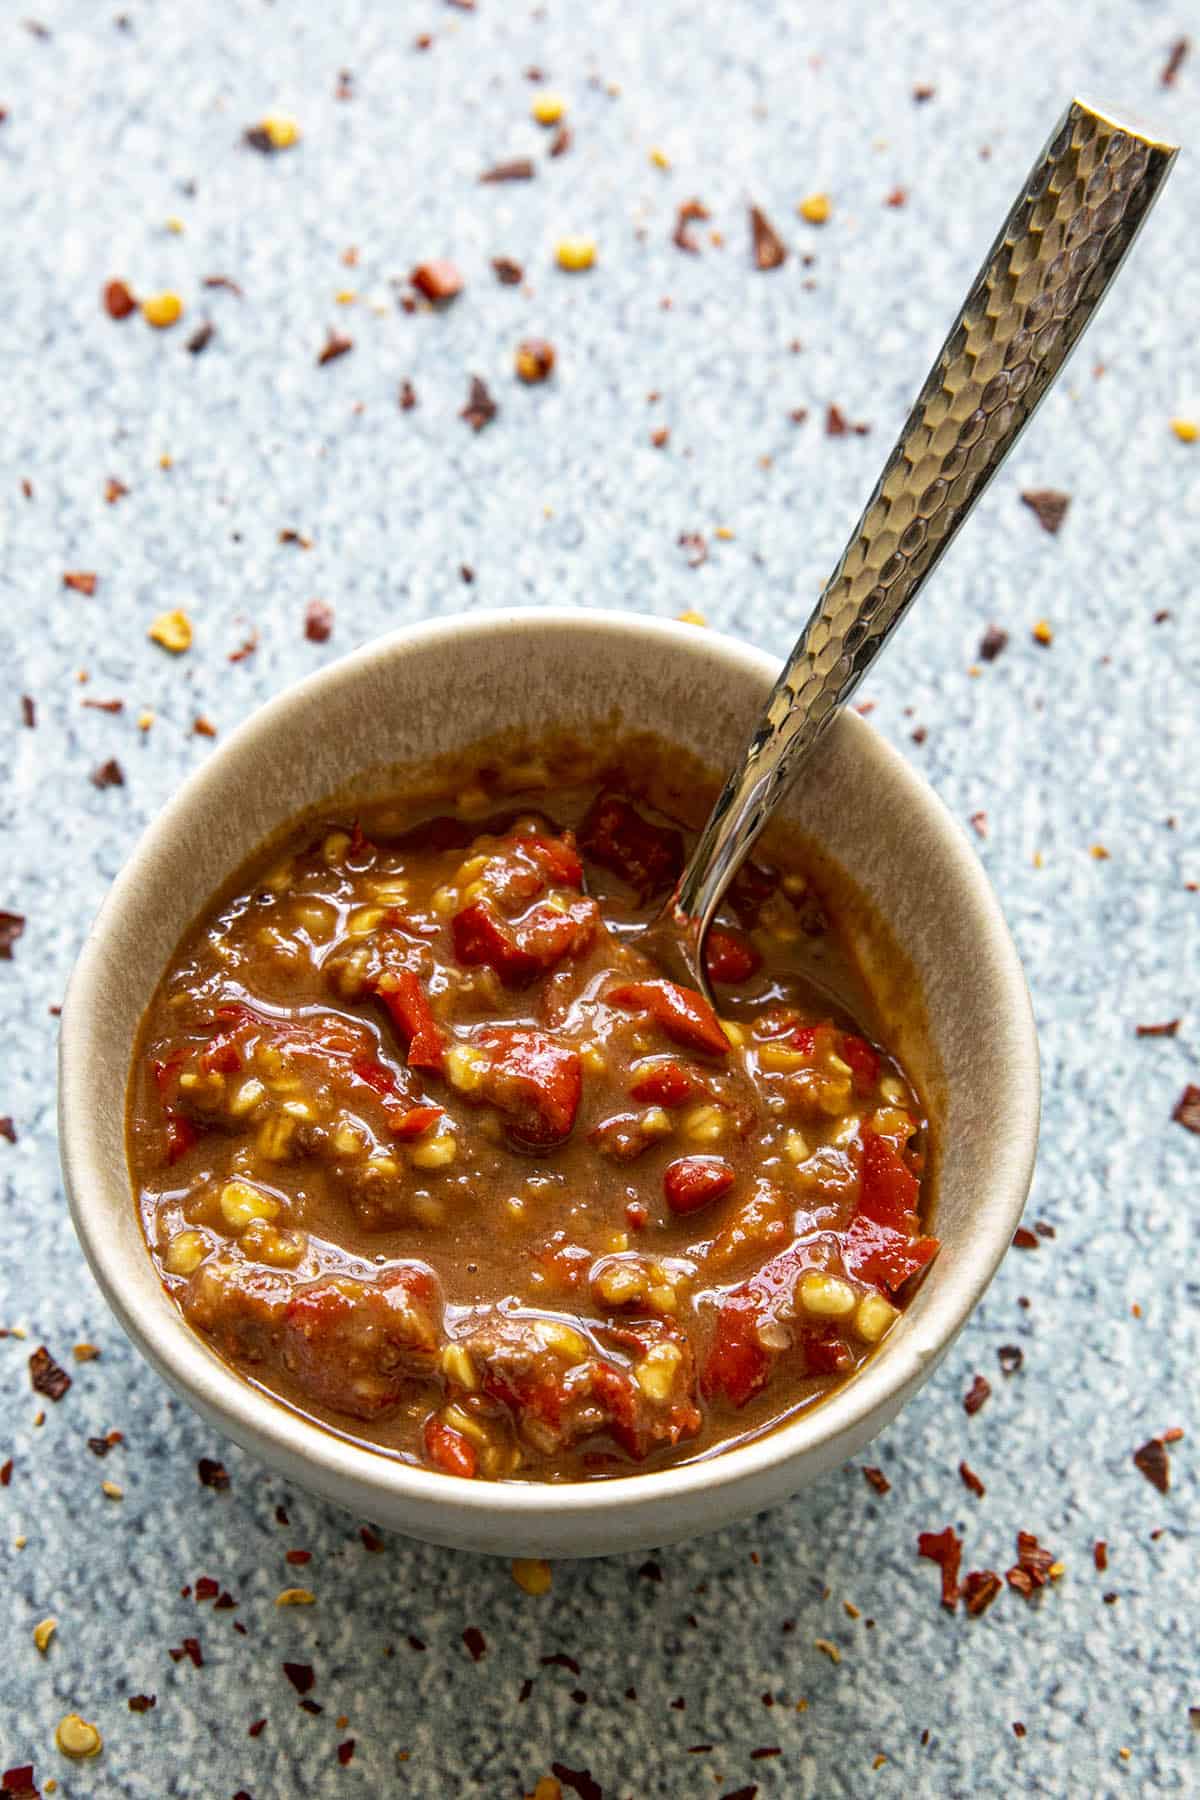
[652,97,1178,1003]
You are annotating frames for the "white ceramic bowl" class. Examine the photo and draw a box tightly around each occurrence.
[59,609,1039,1556]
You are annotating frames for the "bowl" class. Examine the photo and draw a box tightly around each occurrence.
[59,608,1039,1556]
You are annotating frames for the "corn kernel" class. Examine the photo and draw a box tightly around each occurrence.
[164,1229,210,1275]
[33,1616,58,1652]
[331,1119,368,1156]
[634,1341,681,1401]
[148,608,192,653]
[784,1129,810,1164]
[683,1103,725,1144]
[241,1218,305,1268]
[798,192,831,224]
[227,1077,267,1118]
[639,1106,672,1139]
[365,1151,398,1178]
[555,236,596,272]
[431,885,458,916]
[455,784,491,818]
[721,1019,747,1048]
[220,1179,281,1231]
[264,860,293,893]
[650,146,671,169]
[1032,619,1053,646]
[831,1113,861,1148]
[409,1125,457,1169]
[531,91,566,125]
[799,1271,857,1318]
[165,215,185,234]
[817,1077,853,1116]
[461,879,486,905]
[676,609,706,625]
[532,1319,589,1361]
[142,291,184,329]
[580,1043,607,1077]
[647,1283,678,1314]
[759,1043,808,1073]
[443,1403,491,1446]
[594,1261,647,1306]
[879,1075,907,1105]
[322,830,351,865]
[293,899,336,939]
[368,878,410,901]
[855,1291,899,1343]
[441,1343,478,1390]
[261,113,301,150]
[55,1714,103,1760]
[512,1556,553,1595]
[444,1043,487,1094]
[343,904,384,938]
[256,1114,297,1161]
[282,1098,316,1122]
[409,1193,446,1227]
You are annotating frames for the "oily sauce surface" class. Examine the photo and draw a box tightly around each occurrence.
[127,783,937,1483]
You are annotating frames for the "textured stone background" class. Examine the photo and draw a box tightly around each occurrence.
[2,1,1197,1795]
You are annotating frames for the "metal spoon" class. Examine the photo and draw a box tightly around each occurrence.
[653,97,1177,1002]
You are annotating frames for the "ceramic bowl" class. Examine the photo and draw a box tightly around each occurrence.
[59,609,1039,1556]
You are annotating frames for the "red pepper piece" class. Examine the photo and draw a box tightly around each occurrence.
[857,1129,920,1230]
[475,1027,582,1148]
[607,979,729,1058]
[151,1052,199,1164]
[381,906,440,940]
[373,968,445,1072]
[703,925,762,985]
[518,832,584,888]
[663,1154,736,1215]
[842,1214,938,1293]
[840,1032,880,1094]
[800,1326,853,1376]
[452,896,597,988]
[790,1019,837,1058]
[423,1414,477,1479]
[578,793,684,898]
[701,1287,771,1407]
[392,1104,444,1141]
[628,1059,697,1107]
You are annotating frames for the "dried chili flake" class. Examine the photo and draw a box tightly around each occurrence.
[515,338,556,384]
[282,1661,315,1694]
[169,1636,204,1666]
[913,83,936,101]
[399,380,418,411]
[228,630,258,663]
[128,1694,156,1712]
[82,697,123,713]
[550,1765,603,1800]
[104,279,137,319]
[317,330,353,366]
[248,1718,266,1737]
[959,1460,986,1498]
[492,256,523,285]
[1171,1085,1200,1133]
[1162,36,1190,86]
[826,403,870,436]
[90,759,125,789]
[194,1576,220,1601]
[673,198,710,254]
[304,600,334,643]
[359,1526,384,1552]
[285,1548,311,1566]
[406,1634,426,1651]
[979,624,1009,662]
[517,1678,533,1702]
[997,1344,1024,1376]
[1012,1226,1040,1249]
[1094,1540,1108,1571]
[540,1652,582,1673]
[1012,1721,1027,1738]
[969,811,988,839]
[197,1456,230,1489]
[0,1458,11,1486]
[29,1346,71,1401]
[479,159,535,183]
[678,531,707,568]
[461,375,497,432]
[336,1740,355,1766]
[1132,1436,1171,1493]
[186,321,215,354]
[203,274,243,296]
[863,1465,890,1494]
[193,716,217,738]
[462,1625,487,1661]
[63,571,98,596]
[749,204,787,270]
[1006,1530,1057,1597]
[963,1373,991,1415]
[548,123,572,157]
[885,186,908,207]
[917,1526,963,1608]
[1136,1018,1180,1037]
[104,478,129,505]
[1,1767,39,1798]
[411,260,463,302]
[20,696,35,728]
[650,426,670,448]
[0,1120,15,1145]
[298,1698,322,1715]
[1021,489,1070,535]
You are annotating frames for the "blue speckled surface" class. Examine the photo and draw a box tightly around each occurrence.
[2,2,1197,1795]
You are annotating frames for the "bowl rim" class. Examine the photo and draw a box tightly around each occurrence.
[59,606,1040,1526]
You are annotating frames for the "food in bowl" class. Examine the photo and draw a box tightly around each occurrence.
[127,740,938,1484]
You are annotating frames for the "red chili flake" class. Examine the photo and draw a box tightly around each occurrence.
[247,1718,266,1737]
[304,600,334,643]
[1136,1018,1180,1037]
[202,274,243,296]
[63,571,98,596]
[19,478,32,497]
[650,426,670,448]
[28,1345,71,1401]
[963,1374,991,1415]
[1094,1540,1108,1572]
[551,1767,603,1800]
[169,1636,204,1667]
[128,1694,157,1712]
[673,197,710,254]
[90,758,125,789]
[1171,1085,1200,1133]
[406,1634,426,1652]
[913,83,936,101]
[274,1504,289,1524]
[360,1526,384,1553]
[492,256,524,285]
[863,1465,891,1494]
[197,1456,230,1489]
[789,407,808,425]
[1006,1530,1057,1598]
[969,811,988,839]
[228,630,258,664]
[1035,1220,1055,1239]
[749,203,787,270]
[1,1767,39,1798]
[548,123,572,157]
[570,1687,588,1705]
[399,380,418,411]
[1012,1721,1027,1739]
[104,478,129,505]
[1012,1226,1040,1249]
[1021,489,1071,535]
[462,1626,487,1662]
[215,1590,236,1609]
[411,260,463,302]
[336,1740,355,1766]
[461,375,497,432]
[516,338,556,384]
[1162,36,1190,85]
[414,32,432,50]
[1132,1436,1171,1494]
[997,1344,1024,1377]
[317,330,353,366]
[193,716,217,739]
[298,1699,323,1716]
[20,696,36,728]
[540,1652,582,1673]
[0,1121,15,1145]
[825,403,870,436]
[82,697,123,713]
[979,623,1009,661]
[678,530,707,567]
[0,1458,11,1486]
[917,1526,963,1608]
[479,159,535,183]
[285,1549,312,1565]
[282,1662,315,1695]
[885,186,908,207]
[104,278,137,318]
[460,564,474,584]
[194,1576,220,1601]
[962,1569,1003,1615]
[186,320,215,355]
[959,1460,986,1498]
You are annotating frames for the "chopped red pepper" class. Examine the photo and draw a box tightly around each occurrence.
[704,925,762,985]
[856,1129,920,1230]
[373,968,446,1072]
[842,1214,938,1293]
[702,1245,810,1406]
[607,979,729,1058]
[391,1104,445,1141]
[629,1059,697,1107]
[423,1414,477,1479]
[663,1155,735,1215]
[452,896,597,987]
[475,1027,582,1148]
[840,1033,880,1094]
[800,1326,853,1376]
[151,1052,200,1164]
[517,832,584,888]
[578,793,684,898]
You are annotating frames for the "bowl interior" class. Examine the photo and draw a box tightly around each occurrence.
[60,610,1038,1552]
